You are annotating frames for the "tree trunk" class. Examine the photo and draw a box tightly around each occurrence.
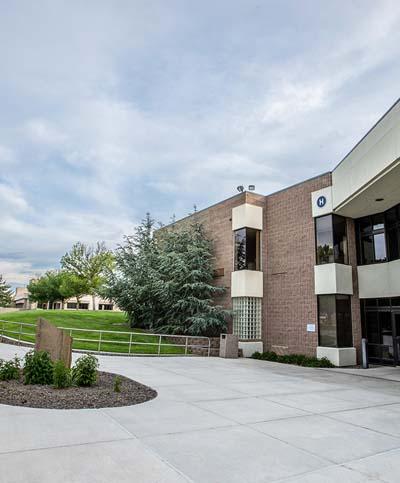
[92,294,96,311]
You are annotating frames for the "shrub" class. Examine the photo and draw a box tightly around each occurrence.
[72,354,98,387]
[114,375,122,393]
[23,350,54,385]
[251,351,335,368]
[0,356,21,381]
[53,360,72,389]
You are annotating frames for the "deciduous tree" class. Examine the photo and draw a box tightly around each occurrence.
[61,242,114,310]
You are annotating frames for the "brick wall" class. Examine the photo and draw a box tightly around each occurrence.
[163,173,366,360]
[263,173,332,356]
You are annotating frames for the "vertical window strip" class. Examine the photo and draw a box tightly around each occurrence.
[233,297,262,339]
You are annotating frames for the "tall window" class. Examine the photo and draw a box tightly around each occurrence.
[233,297,262,339]
[357,214,386,264]
[318,295,352,347]
[386,205,400,261]
[234,228,261,270]
[315,214,348,265]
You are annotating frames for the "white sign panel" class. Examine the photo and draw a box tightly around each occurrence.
[307,324,316,333]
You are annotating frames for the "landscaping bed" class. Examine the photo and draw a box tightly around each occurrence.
[252,351,335,368]
[0,371,157,409]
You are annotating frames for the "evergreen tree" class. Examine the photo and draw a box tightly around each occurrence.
[157,220,228,336]
[0,275,13,307]
[105,213,228,336]
[104,213,165,329]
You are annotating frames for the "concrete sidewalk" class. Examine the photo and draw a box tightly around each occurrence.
[1,343,400,482]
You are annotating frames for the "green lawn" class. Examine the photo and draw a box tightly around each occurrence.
[0,310,186,355]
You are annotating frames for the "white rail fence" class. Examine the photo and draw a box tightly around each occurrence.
[0,320,211,357]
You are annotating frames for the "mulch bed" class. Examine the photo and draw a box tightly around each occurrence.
[0,371,157,409]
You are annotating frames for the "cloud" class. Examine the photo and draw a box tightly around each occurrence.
[24,119,67,146]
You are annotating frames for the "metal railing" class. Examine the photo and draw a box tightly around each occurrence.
[0,319,211,357]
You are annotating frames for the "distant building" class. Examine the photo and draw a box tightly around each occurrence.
[13,287,120,311]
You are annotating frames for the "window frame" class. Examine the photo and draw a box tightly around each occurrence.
[318,294,353,348]
[315,214,349,265]
[233,227,261,271]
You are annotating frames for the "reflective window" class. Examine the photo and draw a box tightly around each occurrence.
[318,295,353,347]
[234,228,260,270]
[315,215,348,265]
[355,204,400,265]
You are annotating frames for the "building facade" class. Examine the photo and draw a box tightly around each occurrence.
[171,99,400,366]
[14,287,120,311]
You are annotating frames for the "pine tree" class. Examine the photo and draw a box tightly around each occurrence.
[104,213,165,329]
[157,220,228,336]
[0,275,13,307]
[105,213,229,336]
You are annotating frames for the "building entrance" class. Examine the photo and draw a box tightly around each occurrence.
[362,298,400,365]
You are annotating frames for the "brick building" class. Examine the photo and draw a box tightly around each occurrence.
[170,98,400,366]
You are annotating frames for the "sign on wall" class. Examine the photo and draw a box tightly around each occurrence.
[311,186,333,217]
[307,323,316,332]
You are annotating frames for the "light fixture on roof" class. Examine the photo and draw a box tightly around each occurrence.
[237,185,245,193]
[248,185,255,191]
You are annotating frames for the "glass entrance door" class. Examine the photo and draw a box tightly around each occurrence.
[362,299,400,365]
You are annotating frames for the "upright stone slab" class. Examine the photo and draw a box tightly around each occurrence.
[35,318,72,368]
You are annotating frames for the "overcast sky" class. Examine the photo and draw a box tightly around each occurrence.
[1,0,400,287]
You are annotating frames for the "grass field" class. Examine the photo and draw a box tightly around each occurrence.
[0,310,187,355]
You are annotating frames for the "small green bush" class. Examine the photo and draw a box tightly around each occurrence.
[53,360,72,389]
[23,350,54,385]
[114,375,122,393]
[72,354,99,387]
[251,351,334,368]
[0,356,21,381]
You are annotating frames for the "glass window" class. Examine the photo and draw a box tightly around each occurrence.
[374,233,387,261]
[386,205,400,261]
[356,213,388,265]
[318,295,336,346]
[316,215,334,264]
[336,295,353,347]
[333,216,348,264]
[387,227,400,260]
[318,295,352,347]
[316,215,348,265]
[233,297,262,339]
[234,228,260,270]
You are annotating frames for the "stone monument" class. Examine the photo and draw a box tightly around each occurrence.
[35,317,72,368]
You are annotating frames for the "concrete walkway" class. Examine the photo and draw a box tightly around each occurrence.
[1,343,400,482]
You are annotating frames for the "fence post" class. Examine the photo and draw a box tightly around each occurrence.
[158,335,162,356]
[185,337,188,356]
[207,338,211,357]
[129,333,133,354]
[98,331,102,352]
[18,323,22,345]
